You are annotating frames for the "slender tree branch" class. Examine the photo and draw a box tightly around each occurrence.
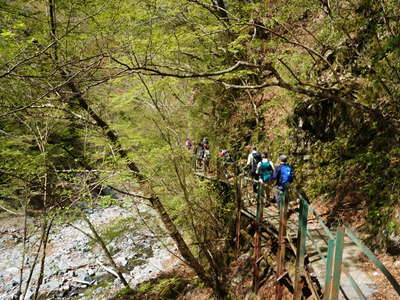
[106,185,153,201]
[0,204,22,215]
[23,104,93,123]
[0,5,106,78]
[278,58,303,85]
[110,57,265,78]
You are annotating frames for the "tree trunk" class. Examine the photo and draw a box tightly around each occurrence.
[82,215,131,289]
[63,80,226,296]
[47,1,223,296]
[33,219,53,300]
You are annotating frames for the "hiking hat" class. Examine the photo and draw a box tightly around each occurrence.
[279,154,288,162]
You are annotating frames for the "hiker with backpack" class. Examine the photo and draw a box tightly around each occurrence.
[201,137,209,149]
[218,149,235,178]
[185,137,192,150]
[246,146,262,193]
[194,141,204,169]
[219,149,234,165]
[272,154,294,208]
[202,144,211,172]
[256,152,275,183]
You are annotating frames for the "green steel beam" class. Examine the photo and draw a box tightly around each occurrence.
[324,238,336,297]
[305,232,366,299]
[341,265,368,299]
[297,192,334,239]
[294,191,373,299]
[330,229,344,300]
[310,207,335,240]
[345,226,400,296]
[294,198,308,300]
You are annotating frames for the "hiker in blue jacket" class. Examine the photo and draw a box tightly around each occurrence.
[273,154,294,208]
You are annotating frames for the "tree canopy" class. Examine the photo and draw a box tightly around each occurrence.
[1,0,399,297]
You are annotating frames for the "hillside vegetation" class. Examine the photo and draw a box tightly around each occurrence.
[0,0,399,298]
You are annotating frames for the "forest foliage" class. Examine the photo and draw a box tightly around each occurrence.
[1,0,400,297]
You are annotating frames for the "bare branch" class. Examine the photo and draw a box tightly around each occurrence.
[0,204,22,215]
[0,59,101,118]
[110,57,265,78]
[219,79,279,90]
[187,0,230,28]
[0,42,58,79]
[0,6,106,78]
[25,104,93,122]
[248,20,340,82]
[106,185,153,201]
[278,58,303,84]
[96,259,119,278]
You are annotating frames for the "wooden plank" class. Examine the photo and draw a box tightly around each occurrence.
[253,182,265,292]
[235,177,242,258]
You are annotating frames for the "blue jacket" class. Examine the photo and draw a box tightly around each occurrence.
[273,164,293,187]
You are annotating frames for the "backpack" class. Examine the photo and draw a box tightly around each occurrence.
[279,164,294,185]
[259,161,273,182]
[251,152,262,174]
[224,151,232,162]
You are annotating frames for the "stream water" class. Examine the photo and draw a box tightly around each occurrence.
[0,199,177,299]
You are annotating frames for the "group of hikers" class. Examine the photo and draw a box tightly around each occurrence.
[245,146,293,208]
[184,138,293,207]
[185,137,233,171]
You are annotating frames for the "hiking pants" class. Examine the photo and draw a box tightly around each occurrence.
[252,174,259,193]
[274,186,284,208]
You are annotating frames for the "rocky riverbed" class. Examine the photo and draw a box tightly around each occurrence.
[0,200,178,299]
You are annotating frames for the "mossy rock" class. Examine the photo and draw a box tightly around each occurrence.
[112,274,190,299]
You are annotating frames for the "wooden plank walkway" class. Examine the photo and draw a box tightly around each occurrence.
[195,171,382,299]
[244,197,378,299]
[243,204,298,238]
[306,225,377,299]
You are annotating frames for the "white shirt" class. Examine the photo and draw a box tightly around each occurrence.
[246,150,257,166]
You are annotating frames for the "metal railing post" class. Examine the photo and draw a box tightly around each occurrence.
[324,229,344,300]
[324,238,335,299]
[294,198,308,300]
[344,226,400,296]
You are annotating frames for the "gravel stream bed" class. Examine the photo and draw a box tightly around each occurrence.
[0,201,177,299]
